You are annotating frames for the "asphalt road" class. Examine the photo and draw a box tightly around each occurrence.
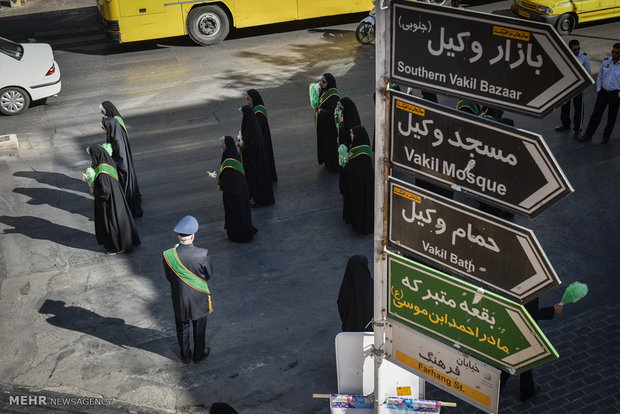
[1,1,619,413]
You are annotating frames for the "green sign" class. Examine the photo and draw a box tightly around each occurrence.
[387,252,557,375]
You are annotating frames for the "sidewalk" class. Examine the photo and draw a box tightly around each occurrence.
[0,0,90,16]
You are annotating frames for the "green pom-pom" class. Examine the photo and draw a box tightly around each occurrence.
[83,167,96,188]
[309,82,320,108]
[561,282,588,304]
[338,144,349,167]
[101,142,113,157]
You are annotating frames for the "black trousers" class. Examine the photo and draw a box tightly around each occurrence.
[584,89,620,139]
[174,316,207,359]
[560,92,584,131]
[500,369,536,399]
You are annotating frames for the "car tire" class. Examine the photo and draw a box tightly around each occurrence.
[187,5,230,46]
[555,13,576,35]
[426,0,447,5]
[0,87,30,116]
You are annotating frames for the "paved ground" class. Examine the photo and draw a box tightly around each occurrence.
[1,1,620,413]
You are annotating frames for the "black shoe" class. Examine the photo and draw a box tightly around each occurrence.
[601,136,610,144]
[193,347,210,364]
[554,124,570,131]
[576,134,592,142]
[180,353,191,364]
[251,201,263,208]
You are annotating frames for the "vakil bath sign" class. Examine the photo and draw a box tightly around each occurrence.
[386,252,558,375]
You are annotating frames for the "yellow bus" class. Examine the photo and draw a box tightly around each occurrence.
[96,0,373,46]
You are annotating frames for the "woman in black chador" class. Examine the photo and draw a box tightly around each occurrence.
[87,144,140,254]
[337,254,373,332]
[239,105,275,207]
[315,73,340,170]
[99,100,127,132]
[342,126,374,235]
[102,116,143,217]
[217,136,257,242]
[246,89,277,182]
[336,97,362,194]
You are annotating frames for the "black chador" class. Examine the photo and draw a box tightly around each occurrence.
[337,255,373,332]
[336,97,362,194]
[246,89,277,182]
[316,73,340,170]
[240,105,275,206]
[342,126,374,235]
[218,136,258,242]
[102,116,143,217]
[87,144,140,254]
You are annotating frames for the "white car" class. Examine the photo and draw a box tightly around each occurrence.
[0,36,61,116]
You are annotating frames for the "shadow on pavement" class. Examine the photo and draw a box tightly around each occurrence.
[0,215,99,251]
[14,170,87,193]
[13,187,91,219]
[38,300,177,361]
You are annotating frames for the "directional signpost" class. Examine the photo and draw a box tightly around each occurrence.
[387,320,501,413]
[386,252,558,375]
[390,92,573,217]
[388,177,560,304]
[390,0,593,117]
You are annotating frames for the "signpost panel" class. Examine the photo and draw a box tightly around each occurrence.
[387,320,501,413]
[386,252,558,375]
[390,92,573,217]
[390,0,593,117]
[388,177,560,304]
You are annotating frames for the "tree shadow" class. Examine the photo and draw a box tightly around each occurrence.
[39,300,177,361]
[13,187,91,219]
[0,215,99,251]
[14,170,86,193]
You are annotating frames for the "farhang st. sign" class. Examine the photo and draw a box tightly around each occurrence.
[386,252,558,375]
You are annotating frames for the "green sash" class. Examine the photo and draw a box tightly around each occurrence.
[254,105,267,118]
[348,145,374,161]
[218,158,245,184]
[163,246,211,294]
[114,116,127,133]
[94,163,119,181]
[319,88,339,109]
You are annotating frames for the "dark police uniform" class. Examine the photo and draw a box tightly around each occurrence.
[163,216,213,363]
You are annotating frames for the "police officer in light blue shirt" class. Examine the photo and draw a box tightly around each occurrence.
[579,43,620,144]
[556,40,591,133]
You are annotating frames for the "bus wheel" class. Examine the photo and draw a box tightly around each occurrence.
[187,5,230,45]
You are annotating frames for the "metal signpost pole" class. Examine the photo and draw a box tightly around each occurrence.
[374,1,391,413]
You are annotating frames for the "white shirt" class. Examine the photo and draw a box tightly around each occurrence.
[596,57,620,97]
[576,51,591,74]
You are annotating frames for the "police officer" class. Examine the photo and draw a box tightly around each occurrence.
[556,40,591,133]
[578,43,620,144]
[163,215,213,364]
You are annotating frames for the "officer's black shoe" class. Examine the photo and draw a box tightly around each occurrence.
[601,136,610,144]
[554,124,570,132]
[180,353,191,364]
[193,347,210,364]
[576,134,592,142]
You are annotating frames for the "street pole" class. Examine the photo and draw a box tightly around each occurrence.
[373,1,391,412]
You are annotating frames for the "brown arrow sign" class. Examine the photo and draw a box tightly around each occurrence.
[389,92,573,217]
[388,177,560,304]
[390,0,593,118]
